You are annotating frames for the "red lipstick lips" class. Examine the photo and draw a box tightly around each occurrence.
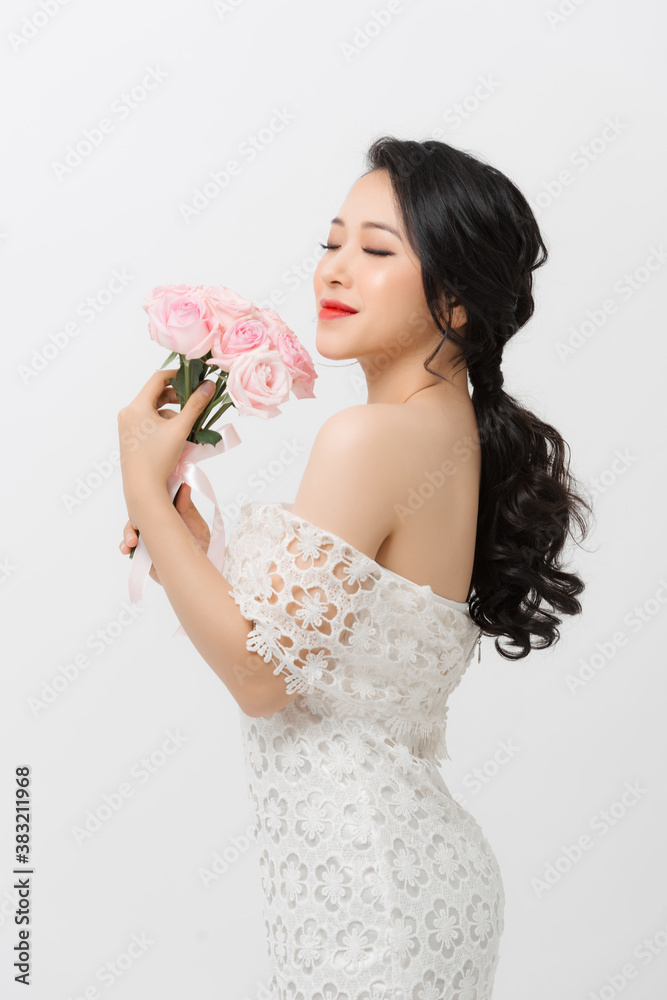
[319,298,358,320]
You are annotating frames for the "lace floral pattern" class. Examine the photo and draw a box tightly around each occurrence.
[225,501,504,999]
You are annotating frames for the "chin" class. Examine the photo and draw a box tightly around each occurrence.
[315,329,357,361]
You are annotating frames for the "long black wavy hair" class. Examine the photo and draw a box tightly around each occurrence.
[363,135,594,660]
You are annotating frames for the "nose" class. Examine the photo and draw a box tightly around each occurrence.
[316,250,352,289]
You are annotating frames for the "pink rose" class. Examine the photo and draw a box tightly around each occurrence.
[273,324,318,399]
[209,314,281,371]
[143,285,216,359]
[196,285,259,330]
[225,350,292,419]
[257,306,294,345]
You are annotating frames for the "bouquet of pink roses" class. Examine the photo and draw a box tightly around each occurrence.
[145,282,317,441]
[126,283,317,634]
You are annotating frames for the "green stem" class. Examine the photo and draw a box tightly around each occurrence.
[202,395,232,430]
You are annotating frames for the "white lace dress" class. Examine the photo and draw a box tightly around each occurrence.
[224,500,505,1000]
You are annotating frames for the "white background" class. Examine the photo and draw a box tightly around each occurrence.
[2,0,666,997]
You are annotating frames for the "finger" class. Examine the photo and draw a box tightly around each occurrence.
[121,519,138,550]
[123,369,180,417]
[156,386,179,406]
[177,379,216,427]
[175,482,192,506]
[141,369,180,410]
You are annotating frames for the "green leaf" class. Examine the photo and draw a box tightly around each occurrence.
[168,365,186,406]
[192,428,222,446]
[188,357,208,385]
[160,351,179,369]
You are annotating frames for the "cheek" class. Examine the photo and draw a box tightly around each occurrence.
[371,271,430,353]
[369,268,420,321]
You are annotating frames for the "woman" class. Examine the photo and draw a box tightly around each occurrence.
[118,136,592,998]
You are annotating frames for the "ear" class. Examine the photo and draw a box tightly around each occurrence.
[438,291,467,332]
[449,300,468,331]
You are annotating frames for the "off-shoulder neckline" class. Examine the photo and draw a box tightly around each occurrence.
[241,500,473,621]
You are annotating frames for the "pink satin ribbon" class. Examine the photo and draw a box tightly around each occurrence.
[127,422,242,638]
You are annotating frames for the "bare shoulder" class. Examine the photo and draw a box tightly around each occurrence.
[313,401,437,458]
[332,398,479,476]
[290,396,481,568]
[318,402,412,435]
[290,404,413,560]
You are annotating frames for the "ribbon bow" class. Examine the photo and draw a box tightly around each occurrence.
[127,422,241,638]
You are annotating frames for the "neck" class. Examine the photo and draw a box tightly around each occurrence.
[360,358,470,406]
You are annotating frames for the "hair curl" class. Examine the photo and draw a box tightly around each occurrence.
[364,135,594,660]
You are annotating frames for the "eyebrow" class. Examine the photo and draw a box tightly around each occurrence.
[330,216,402,240]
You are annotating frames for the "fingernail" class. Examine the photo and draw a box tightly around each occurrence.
[199,381,215,396]
[125,533,134,544]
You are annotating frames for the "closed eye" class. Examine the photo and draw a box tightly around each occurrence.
[319,242,394,257]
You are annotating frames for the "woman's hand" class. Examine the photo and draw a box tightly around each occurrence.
[119,483,211,585]
[117,368,215,522]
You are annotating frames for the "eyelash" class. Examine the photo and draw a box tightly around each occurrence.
[319,242,394,257]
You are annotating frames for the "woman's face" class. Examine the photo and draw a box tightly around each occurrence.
[313,168,444,368]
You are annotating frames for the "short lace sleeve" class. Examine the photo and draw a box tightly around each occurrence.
[223,501,380,699]
[223,501,480,761]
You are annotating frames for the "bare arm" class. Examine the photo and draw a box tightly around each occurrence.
[120,483,211,585]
